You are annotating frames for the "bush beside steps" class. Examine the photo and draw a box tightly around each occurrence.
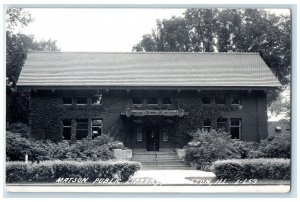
[212,158,290,181]
[6,160,141,183]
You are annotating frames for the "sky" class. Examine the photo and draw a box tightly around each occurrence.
[22,9,185,52]
[21,8,290,52]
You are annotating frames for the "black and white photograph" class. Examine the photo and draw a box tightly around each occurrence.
[3,3,294,195]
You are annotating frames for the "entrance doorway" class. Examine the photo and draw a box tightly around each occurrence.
[146,127,159,151]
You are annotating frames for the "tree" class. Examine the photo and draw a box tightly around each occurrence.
[6,8,33,32]
[133,17,190,52]
[133,9,291,106]
[6,8,60,124]
[268,77,291,122]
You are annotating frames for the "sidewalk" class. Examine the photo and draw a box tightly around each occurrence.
[131,169,216,185]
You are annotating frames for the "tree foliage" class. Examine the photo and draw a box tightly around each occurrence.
[133,9,291,86]
[6,8,60,124]
[6,8,33,32]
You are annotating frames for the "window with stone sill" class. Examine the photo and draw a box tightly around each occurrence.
[216,117,228,132]
[230,118,241,139]
[203,118,211,130]
[92,119,102,139]
[63,119,71,140]
[162,97,172,105]
[202,97,211,104]
[147,97,158,105]
[215,97,226,104]
[92,94,102,105]
[62,97,72,105]
[132,97,143,105]
[76,119,88,140]
[231,95,241,105]
[76,97,88,105]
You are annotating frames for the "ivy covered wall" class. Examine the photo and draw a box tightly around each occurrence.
[29,89,268,147]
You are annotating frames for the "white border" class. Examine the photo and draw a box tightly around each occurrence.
[1,0,298,200]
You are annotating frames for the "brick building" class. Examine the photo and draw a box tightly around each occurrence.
[17,52,280,150]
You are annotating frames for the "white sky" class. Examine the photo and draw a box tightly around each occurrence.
[21,8,290,52]
[22,9,185,52]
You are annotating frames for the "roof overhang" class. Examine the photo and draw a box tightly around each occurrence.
[17,85,281,91]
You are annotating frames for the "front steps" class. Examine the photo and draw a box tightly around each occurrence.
[131,149,193,170]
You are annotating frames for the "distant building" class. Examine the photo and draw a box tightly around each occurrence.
[268,121,291,137]
[17,52,280,150]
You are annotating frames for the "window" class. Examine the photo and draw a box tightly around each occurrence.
[63,97,72,105]
[162,97,172,105]
[147,97,158,105]
[132,97,143,105]
[203,118,211,130]
[162,128,169,142]
[215,97,226,104]
[76,97,88,105]
[92,119,102,139]
[202,97,211,104]
[230,118,241,139]
[231,95,241,105]
[76,119,88,140]
[275,126,282,133]
[63,119,71,140]
[217,118,228,131]
[92,94,102,105]
[136,127,142,142]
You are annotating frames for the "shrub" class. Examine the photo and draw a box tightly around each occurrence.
[232,141,261,159]
[6,161,29,183]
[258,133,291,159]
[6,132,125,162]
[212,158,290,181]
[6,132,56,162]
[184,129,241,169]
[6,160,141,183]
[7,122,30,138]
[6,131,33,161]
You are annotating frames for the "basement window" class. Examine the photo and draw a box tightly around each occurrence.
[76,119,88,140]
[230,118,241,139]
[63,97,72,105]
[92,119,103,139]
[62,119,71,140]
[76,97,88,105]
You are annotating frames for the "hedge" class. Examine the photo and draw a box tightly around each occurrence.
[6,132,124,162]
[6,160,141,183]
[212,158,290,181]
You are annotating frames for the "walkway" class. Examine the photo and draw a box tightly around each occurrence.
[131,169,216,185]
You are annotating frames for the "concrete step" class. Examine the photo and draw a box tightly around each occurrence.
[132,152,177,155]
[140,161,189,164]
[141,167,194,170]
[132,158,180,161]
[131,150,192,170]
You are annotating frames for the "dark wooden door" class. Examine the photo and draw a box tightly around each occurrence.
[146,127,159,151]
